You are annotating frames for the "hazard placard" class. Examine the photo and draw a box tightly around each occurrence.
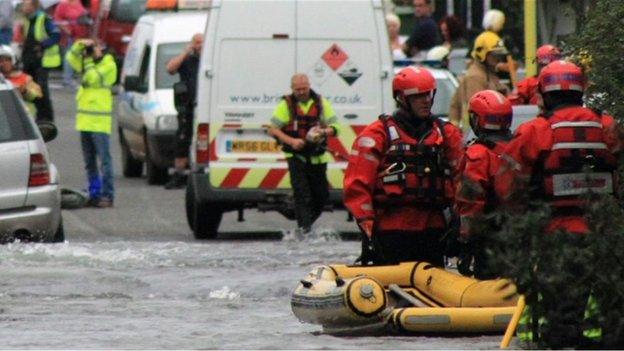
[322,44,349,71]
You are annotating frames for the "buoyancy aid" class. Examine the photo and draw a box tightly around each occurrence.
[373,112,454,209]
[281,90,326,156]
[530,107,618,215]
[468,132,512,212]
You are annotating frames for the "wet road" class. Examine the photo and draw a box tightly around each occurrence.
[0,86,506,349]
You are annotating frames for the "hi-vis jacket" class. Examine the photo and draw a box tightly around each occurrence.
[66,42,117,134]
[271,91,340,164]
[23,11,61,68]
[495,105,621,234]
[344,112,463,233]
[508,76,539,105]
[455,133,511,238]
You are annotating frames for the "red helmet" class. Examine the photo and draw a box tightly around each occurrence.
[468,90,512,131]
[538,60,585,93]
[392,66,436,101]
[536,44,562,65]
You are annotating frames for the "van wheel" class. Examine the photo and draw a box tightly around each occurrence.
[145,139,169,185]
[52,219,65,243]
[119,129,143,178]
[185,181,221,239]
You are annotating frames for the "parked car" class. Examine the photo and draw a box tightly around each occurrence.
[0,77,63,243]
[117,12,208,184]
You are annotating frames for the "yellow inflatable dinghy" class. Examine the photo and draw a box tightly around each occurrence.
[291,262,519,335]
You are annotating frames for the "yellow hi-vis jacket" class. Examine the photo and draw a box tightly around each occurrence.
[23,12,61,68]
[66,42,117,134]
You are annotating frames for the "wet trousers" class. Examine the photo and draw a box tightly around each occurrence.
[287,157,329,232]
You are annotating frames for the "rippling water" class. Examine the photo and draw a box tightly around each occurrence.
[0,229,505,349]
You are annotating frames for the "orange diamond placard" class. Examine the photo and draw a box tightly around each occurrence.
[322,44,349,71]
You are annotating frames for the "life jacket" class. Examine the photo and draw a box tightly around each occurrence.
[468,132,512,212]
[373,113,454,209]
[531,107,618,216]
[281,90,326,157]
[7,72,29,89]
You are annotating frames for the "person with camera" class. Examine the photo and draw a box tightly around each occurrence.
[20,0,61,122]
[164,33,203,189]
[66,38,117,208]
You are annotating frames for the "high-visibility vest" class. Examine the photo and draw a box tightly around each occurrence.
[66,44,117,134]
[23,12,61,68]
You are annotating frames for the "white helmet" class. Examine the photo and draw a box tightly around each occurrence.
[0,45,16,65]
[426,45,450,61]
[482,9,505,33]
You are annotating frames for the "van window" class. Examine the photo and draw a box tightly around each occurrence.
[155,42,186,89]
[0,90,36,143]
[138,45,151,88]
[109,0,146,23]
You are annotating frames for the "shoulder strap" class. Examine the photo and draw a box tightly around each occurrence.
[309,89,323,118]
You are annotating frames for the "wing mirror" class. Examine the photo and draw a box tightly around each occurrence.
[37,121,58,143]
[123,75,148,93]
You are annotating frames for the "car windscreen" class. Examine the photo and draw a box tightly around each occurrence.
[0,90,36,143]
[155,42,186,90]
[109,0,146,23]
[432,77,454,117]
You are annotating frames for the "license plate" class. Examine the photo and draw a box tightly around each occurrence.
[228,140,280,153]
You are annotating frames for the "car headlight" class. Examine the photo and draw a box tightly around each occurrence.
[155,115,178,131]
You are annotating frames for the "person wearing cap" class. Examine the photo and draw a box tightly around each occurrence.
[508,44,562,106]
[449,31,509,131]
[0,45,42,115]
[66,38,117,208]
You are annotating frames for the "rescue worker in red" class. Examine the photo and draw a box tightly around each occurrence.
[497,59,621,234]
[508,44,562,106]
[496,60,622,348]
[344,66,463,265]
[455,90,512,279]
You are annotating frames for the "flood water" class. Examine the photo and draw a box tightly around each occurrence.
[0,229,506,349]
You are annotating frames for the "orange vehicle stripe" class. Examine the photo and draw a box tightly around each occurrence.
[260,168,289,188]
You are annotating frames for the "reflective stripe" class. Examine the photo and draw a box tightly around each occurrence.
[552,142,607,150]
[388,126,399,140]
[350,149,359,156]
[270,117,285,128]
[362,153,379,163]
[484,123,502,130]
[325,116,338,125]
[361,203,373,211]
[551,121,602,129]
[77,109,111,116]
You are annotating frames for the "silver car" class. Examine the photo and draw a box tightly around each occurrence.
[0,77,63,243]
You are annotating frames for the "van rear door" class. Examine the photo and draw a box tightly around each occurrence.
[208,1,296,190]
[295,0,393,189]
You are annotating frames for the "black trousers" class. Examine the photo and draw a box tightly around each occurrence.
[24,66,54,122]
[367,229,445,266]
[287,157,329,231]
[175,110,194,158]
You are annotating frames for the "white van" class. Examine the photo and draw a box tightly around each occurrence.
[187,0,394,239]
[118,12,207,184]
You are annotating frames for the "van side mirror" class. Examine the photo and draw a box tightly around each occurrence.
[37,121,58,143]
[124,75,148,93]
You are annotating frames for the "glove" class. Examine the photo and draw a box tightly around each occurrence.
[305,126,326,144]
[457,240,476,277]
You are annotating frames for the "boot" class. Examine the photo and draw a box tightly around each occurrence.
[164,172,187,189]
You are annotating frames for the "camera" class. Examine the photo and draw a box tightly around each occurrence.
[83,44,94,56]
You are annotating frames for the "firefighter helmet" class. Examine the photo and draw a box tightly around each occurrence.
[471,31,508,62]
[468,90,512,131]
[538,60,585,93]
[392,66,436,102]
[536,44,562,65]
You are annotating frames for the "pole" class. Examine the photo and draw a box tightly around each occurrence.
[524,0,537,77]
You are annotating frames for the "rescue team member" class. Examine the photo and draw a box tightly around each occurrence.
[508,44,562,106]
[164,33,203,190]
[20,0,61,122]
[454,90,512,279]
[344,66,463,265]
[0,45,42,115]
[268,74,341,234]
[449,31,509,131]
[496,60,621,347]
[66,39,117,208]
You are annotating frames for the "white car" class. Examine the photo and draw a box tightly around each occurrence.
[0,77,63,243]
